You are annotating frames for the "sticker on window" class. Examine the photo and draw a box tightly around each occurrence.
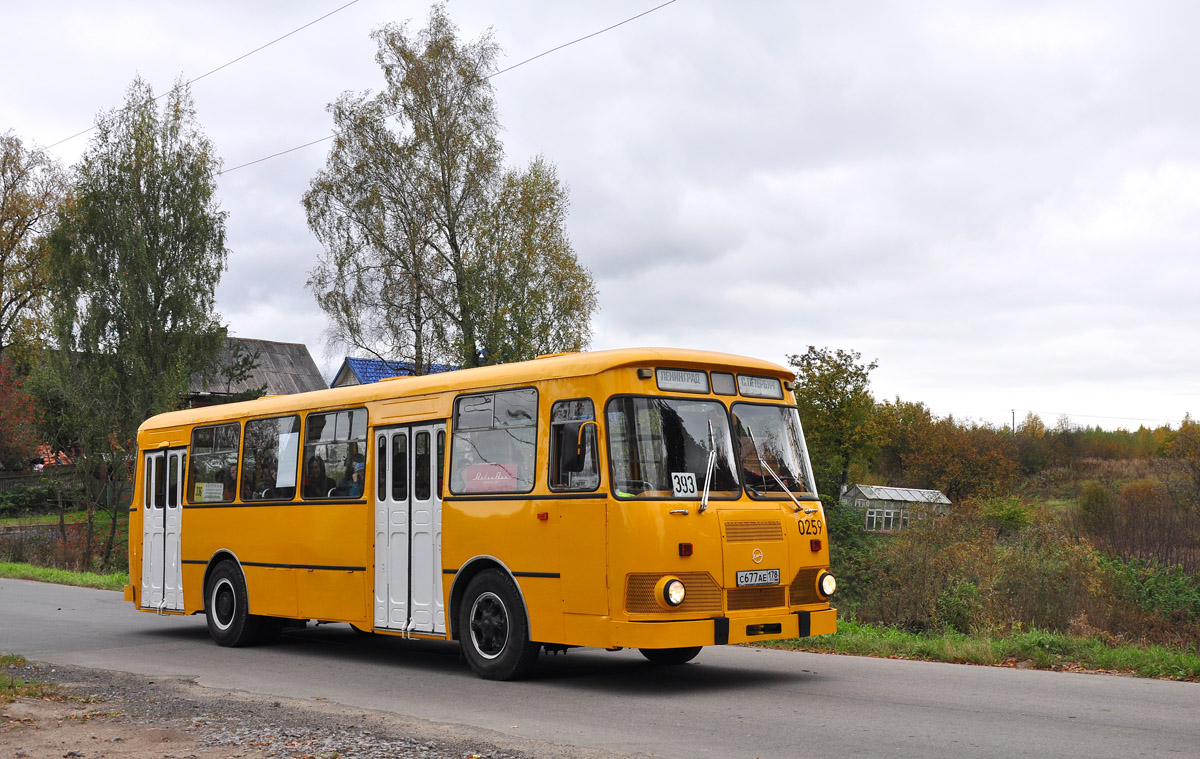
[195,482,224,502]
[672,471,698,497]
[463,463,519,493]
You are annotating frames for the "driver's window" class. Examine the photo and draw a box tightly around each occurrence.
[549,399,599,492]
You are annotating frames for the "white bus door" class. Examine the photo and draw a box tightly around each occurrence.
[374,424,445,634]
[140,449,185,611]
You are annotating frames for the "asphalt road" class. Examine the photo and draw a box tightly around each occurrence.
[2,578,1197,759]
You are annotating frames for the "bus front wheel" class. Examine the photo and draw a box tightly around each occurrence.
[639,646,702,665]
[205,561,269,647]
[459,569,539,680]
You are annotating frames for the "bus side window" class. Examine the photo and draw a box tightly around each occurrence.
[302,408,367,499]
[241,416,300,501]
[188,423,241,503]
[549,399,599,492]
[450,388,537,495]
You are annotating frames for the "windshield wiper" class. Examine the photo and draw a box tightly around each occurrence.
[700,420,716,513]
[747,426,805,514]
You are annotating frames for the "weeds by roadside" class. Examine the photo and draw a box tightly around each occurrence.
[1,654,65,703]
[0,562,127,591]
[763,617,1200,681]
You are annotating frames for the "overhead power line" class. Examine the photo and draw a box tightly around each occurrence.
[1015,409,1182,428]
[219,0,680,176]
[488,0,678,79]
[46,0,362,150]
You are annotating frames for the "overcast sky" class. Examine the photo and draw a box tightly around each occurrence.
[4,0,1197,430]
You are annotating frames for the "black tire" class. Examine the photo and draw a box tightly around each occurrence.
[205,561,267,647]
[639,646,703,665]
[459,569,539,680]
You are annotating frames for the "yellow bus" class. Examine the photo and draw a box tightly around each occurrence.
[127,348,837,679]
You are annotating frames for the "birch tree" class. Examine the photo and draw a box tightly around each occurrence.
[0,132,67,355]
[305,5,597,370]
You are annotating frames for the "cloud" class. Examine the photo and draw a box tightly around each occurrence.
[4,0,1199,428]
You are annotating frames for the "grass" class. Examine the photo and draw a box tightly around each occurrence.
[1,654,63,703]
[0,562,128,591]
[761,617,1200,681]
[0,509,121,527]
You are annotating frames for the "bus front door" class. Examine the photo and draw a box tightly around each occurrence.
[374,424,445,635]
[140,448,185,611]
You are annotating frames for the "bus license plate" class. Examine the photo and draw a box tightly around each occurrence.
[736,569,780,587]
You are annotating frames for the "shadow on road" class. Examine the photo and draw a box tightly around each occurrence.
[138,621,817,694]
[132,617,819,696]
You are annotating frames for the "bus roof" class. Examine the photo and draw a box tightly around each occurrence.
[138,347,792,433]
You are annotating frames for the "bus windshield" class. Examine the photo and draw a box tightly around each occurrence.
[607,397,740,499]
[732,403,817,498]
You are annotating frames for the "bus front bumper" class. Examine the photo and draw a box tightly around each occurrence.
[610,607,837,648]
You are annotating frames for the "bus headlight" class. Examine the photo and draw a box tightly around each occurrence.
[655,576,687,608]
[818,572,837,598]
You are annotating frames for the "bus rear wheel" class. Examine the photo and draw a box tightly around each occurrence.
[639,646,702,665]
[205,561,270,647]
[459,569,539,680]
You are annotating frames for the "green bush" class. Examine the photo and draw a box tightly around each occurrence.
[0,484,57,517]
[934,578,982,633]
[1076,480,1117,538]
[981,495,1032,533]
[824,496,878,613]
[1101,555,1200,622]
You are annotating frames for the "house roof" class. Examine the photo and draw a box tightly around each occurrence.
[332,356,455,387]
[189,338,326,398]
[846,484,952,505]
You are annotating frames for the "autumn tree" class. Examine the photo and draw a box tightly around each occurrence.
[35,77,228,569]
[1014,411,1050,475]
[901,417,1017,501]
[870,397,934,485]
[305,5,597,371]
[0,132,67,355]
[0,359,38,468]
[1168,414,1200,495]
[789,346,879,496]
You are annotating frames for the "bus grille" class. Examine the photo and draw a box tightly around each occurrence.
[726,586,786,611]
[789,568,821,606]
[625,572,722,614]
[724,520,783,542]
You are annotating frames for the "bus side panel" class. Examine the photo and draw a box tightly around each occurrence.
[297,569,365,621]
[181,503,369,623]
[442,499,565,644]
[181,561,208,615]
[555,498,608,615]
[245,567,299,618]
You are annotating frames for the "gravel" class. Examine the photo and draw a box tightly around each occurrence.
[18,661,561,759]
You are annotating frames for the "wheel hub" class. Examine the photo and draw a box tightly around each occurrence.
[469,592,509,659]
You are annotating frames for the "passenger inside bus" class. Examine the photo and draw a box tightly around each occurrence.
[303,456,336,498]
[337,454,366,497]
[252,456,281,499]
